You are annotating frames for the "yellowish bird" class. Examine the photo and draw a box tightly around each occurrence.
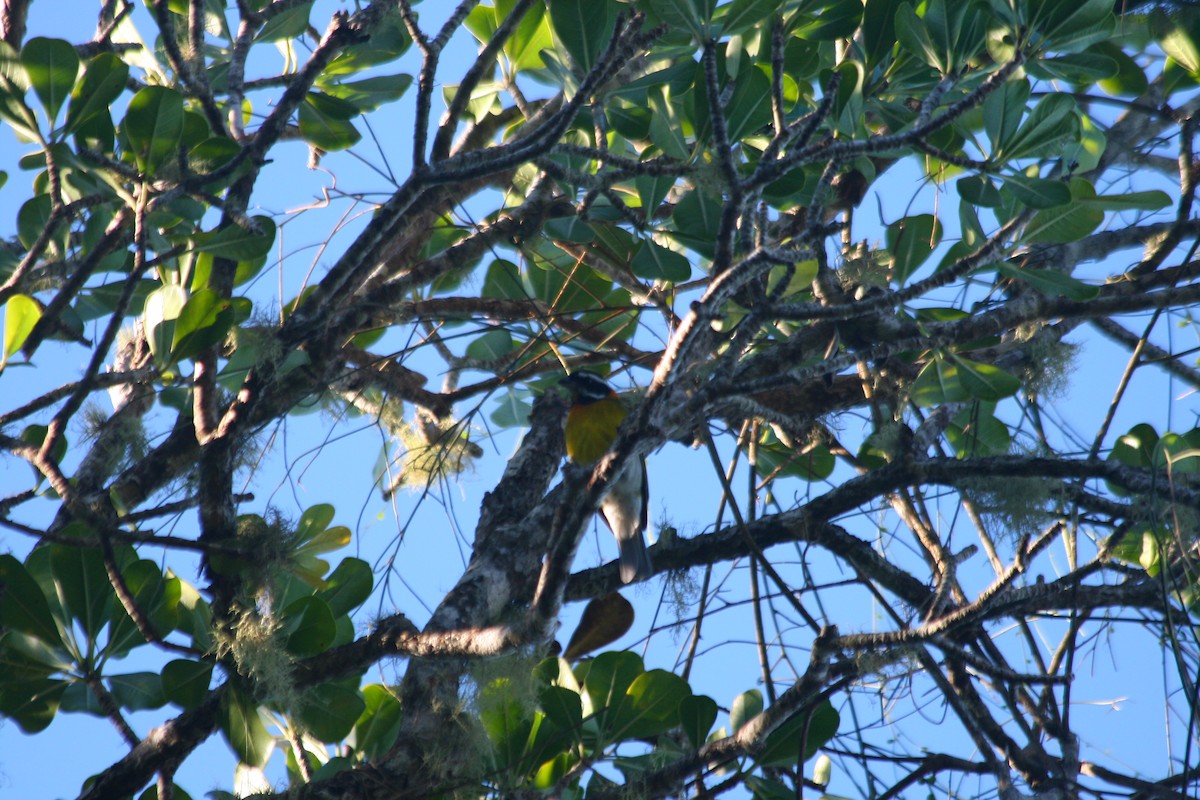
[561,371,652,583]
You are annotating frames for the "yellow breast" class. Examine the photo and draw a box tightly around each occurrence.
[566,397,628,465]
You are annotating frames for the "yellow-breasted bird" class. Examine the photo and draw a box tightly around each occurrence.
[562,371,652,584]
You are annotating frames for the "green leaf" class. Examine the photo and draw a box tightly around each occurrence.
[996,93,1078,162]
[465,328,514,362]
[123,86,185,171]
[758,698,839,766]
[191,215,277,261]
[549,0,617,72]
[21,37,78,125]
[298,682,366,742]
[482,259,526,300]
[745,775,797,800]
[723,64,772,142]
[996,264,1099,300]
[895,3,940,72]
[894,0,988,73]
[1094,41,1149,96]
[354,684,403,759]
[1000,173,1072,209]
[1156,431,1200,473]
[1021,201,1103,244]
[219,682,273,767]
[4,293,41,363]
[17,193,56,252]
[171,574,213,651]
[163,659,213,709]
[753,432,835,481]
[1109,423,1159,468]
[1079,189,1172,211]
[521,707,574,776]
[911,355,969,406]
[321,74,413,113]
[493,1,554,71]
[582,650,643,717]
[109,672,168,711]
[720,0,782,38]
[1138,527,1164,576]
[793,1,862,42]
[0,631,66,679]
[1033,0,1114,51]
[679,694,718,748]
[958,200,987,251]
[730,688,763,731]
[319,558,373,617]
[1106,527,1147,575]
[607,103,651,140]
[295,504,335,543]
[857,430,893,470]
[631,240,691,281]
[137,784,194,800]
[256,0,314,41]
[950,354,1021,401]
[0,42,38,140]
[170,288,236,362]
[190,250,269,295]
[187,135,242,180]
[636,171,676,215]
[1030,52,1118,84]
[669,189,723,260]
[75,279,157,321]
[947,402,1012,456]
[1164,16,1200,74]
[860,0,904,67]
[0,554,64,647]
[957,175,1002,208]
[983,78,1030,158]
[607,669,690,740]
[647,85,689,159]
[544,216,595,243]
[20,423,68,480]
[283,596,337,657]
[921,0,987,73]
[524,240,613,311]
[1109,524,1168,576]
[1022,178,1103,244]
[539,683,584,734]
[481,677,532,768]
[648,0,712,41]
[323,7,411,75]
[65,53,128,135]
[299,92,362,151]
[50,543,112,641]
[886,214,942,285]
[490,388,532,427]
[143,284,189,368]
[107,560,180,656]
[0,676,68,733]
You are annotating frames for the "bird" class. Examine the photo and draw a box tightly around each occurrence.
[561,371,652,584]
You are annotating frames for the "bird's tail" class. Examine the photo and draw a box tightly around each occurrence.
[617,535,653,584]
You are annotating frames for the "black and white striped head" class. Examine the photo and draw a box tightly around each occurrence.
[561,371,614,405]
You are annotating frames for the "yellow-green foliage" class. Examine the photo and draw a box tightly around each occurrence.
[394,418,479,489]
[469,653,542,723]
[213,604,299,713]
[1019,334,1080,401]
[959,474,1061,543]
